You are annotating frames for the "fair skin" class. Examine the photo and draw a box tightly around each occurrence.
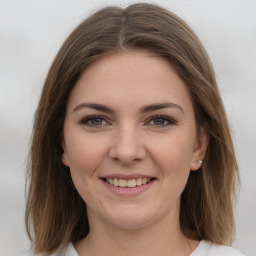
[62,51,208,256]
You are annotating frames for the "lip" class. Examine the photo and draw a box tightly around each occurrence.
[101,177,157,196]
[101,173,154,180]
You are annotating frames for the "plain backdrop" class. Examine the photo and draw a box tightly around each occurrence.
[0,0,255,255]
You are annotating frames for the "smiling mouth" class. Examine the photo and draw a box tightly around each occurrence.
[102,177,156,188]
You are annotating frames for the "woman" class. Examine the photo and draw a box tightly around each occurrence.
[24,3,245,256]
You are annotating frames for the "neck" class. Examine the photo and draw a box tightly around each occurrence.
[75,208,198,256]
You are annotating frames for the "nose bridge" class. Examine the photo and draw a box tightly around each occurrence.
[109,122,145,164]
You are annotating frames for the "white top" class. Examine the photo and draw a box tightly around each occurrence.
[190,240,246,256]
[22,240,246,256]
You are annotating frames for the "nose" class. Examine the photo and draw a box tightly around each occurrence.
[109,124,146,166]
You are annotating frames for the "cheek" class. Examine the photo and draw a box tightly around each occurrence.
[150,133,195,189]
[65,134,108,178]
[65,136,107,204]
[153,134,194,169]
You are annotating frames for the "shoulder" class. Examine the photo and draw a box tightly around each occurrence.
[191,240,246,256]
[20,243,78,256]
[209,244,246,256]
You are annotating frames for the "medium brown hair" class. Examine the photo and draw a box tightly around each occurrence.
[26,3,239,254]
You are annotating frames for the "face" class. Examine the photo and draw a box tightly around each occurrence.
[62,52,207,230]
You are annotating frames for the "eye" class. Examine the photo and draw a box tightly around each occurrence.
[80,115,109,127]
[148,115,176,127]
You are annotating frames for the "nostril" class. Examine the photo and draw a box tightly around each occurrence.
[108,135,146,164]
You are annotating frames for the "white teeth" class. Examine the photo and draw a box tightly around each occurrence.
[127,179,136,188]
[119,179,127,187]
[105,177,152,187]
[113,178,118,186]
[136,178,142,186]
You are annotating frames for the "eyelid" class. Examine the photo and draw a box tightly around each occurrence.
[80,115,110,126]
[79,114,176,127]
[147,115,177,126]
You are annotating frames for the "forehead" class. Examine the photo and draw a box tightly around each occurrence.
[77,52,179,87]
[67,52,193,113]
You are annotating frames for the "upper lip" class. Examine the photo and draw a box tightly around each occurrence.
[101,174,156,180]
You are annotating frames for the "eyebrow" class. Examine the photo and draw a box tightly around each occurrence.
[73,103,114,113]
[140,102,184,114]
[73,102,184,114]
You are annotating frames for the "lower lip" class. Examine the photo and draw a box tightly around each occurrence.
[102,179,156,196]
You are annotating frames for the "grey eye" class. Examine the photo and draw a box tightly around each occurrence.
[153,118,166,125]
[148,115,176,126]
[81,115,107,126]
[90,118,104,125]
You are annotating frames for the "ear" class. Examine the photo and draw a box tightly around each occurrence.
[190,126,208,171]
[61,140,70,167]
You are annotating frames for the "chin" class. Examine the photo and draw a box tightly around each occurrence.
[108,216,151,230]
[101,205,158,230]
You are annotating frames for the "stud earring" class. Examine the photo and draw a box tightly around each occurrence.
[198,160,203,165]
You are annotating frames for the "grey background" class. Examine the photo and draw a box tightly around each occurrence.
[0,0,255,255]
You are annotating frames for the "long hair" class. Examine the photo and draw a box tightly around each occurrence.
[26,3,239,254]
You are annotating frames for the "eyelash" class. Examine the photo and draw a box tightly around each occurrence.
[148,115,176,127]
[80,115,176,128]
[80,115,108,127]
